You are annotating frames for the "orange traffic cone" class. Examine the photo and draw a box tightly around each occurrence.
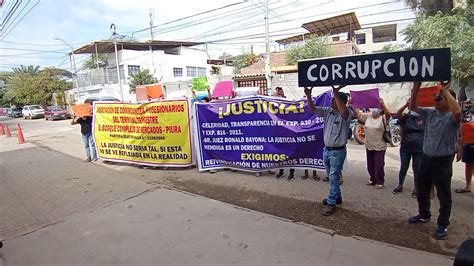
[0,123,4,135]
[17,123,25,144]
[5,125,11,138]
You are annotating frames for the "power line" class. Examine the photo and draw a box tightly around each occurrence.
[0,47,68,53]
[1,0,41,40]
[0,40,87,47]
[188,1,406,42]
[132,3,265,40]
[130,0,249,36]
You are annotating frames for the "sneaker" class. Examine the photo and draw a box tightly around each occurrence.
[92,157,99,162]
[85,158,92,162]
[276,172,284,179]
[408,214,431,224]
[210,169,217,173]
[301,175,308,180]
[322,176,329,182]
[255,172,262,177]
[374,184,384,189]
[322,198,342,205]
[287,173,295,181]
[435,225,448,240]
[366,179,374,186]
[321,205,336,216]
[411,191,417,198]
[313,175,320,181]
[392,186,403,194]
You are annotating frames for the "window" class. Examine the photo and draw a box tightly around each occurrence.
[186,66,197,77]
[197,67,207,77]
[332,36,340,42]
[372,24,397,43]
[173,68,183,77]
[128,65,141,76]
[356,33,366,44]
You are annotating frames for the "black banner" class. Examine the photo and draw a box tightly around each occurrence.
[298,48,451,87]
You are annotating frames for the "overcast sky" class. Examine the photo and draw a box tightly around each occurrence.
[0,0,415,71]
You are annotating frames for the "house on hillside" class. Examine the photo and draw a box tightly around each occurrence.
[70,40,208,103]
[235,12,414,106]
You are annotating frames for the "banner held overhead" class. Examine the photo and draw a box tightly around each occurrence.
[298,48,451,87]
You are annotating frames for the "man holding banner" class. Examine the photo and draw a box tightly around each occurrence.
[305,86,352,216]
[408,81,461,240]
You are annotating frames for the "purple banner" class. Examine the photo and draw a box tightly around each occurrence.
[195,92,332,172]
[350,88,380,109]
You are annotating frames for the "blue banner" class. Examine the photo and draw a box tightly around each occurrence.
[194,92,332,172]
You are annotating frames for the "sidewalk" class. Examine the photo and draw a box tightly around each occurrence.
[0,187,452,265]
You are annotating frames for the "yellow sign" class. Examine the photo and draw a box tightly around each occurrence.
[93,100,193,167]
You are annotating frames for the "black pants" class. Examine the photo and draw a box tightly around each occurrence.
[416,154,454,226]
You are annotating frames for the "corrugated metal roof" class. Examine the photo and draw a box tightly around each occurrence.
[73,40,204,54]
[302,12,360,35]
[276,12,361,45]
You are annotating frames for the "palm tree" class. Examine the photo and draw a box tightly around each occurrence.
[12,65,40,75]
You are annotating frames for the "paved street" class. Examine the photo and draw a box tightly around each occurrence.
[0,116,468,264]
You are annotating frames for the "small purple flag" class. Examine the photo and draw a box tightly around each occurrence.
[350,89,380,109]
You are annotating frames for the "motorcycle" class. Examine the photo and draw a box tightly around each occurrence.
[350,115,401,147]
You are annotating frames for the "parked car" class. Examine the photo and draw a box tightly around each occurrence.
[6,107,23,118]
[45,106,71,121]
[22,105,45,119]
[84,96,120,105]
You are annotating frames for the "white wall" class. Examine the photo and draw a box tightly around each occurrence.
[111,46,209,83]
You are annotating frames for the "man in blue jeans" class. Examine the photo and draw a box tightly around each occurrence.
[305,86,352,216]
[408,81,461,240]
[71,114,98,162]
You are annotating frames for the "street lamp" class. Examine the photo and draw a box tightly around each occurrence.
[54,38,80,100]
[110,23,124,102]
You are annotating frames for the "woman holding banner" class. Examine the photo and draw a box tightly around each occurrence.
[356,99,391,189]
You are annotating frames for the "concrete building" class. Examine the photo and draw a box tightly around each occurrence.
[234,12,415,109]
[71,40,208,103]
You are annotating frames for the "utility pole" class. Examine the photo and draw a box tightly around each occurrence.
[264,0,271,96]
[54,38,80,101]
[110,23,124,102]
[149,9,154,57]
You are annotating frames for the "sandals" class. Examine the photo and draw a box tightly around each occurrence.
[455,188,472,193]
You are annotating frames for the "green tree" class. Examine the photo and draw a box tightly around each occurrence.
[12,65,40,75]
[129,69,158,93]
[403,1,473,97]
[233,52,259,74]
[82,54,108,70]
[404,0,457,15]
[285,35,333,65]
[4,66,71,107]
[377,44,407,53]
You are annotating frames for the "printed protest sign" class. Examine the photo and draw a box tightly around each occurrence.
[72,104,91,117]
[135,86,148,102]
[298,48,451,87]
[350,89,380,109]
[194,92,332,172]
[212,81,233,98]
[192,77,209,91]
[93,100,193,167]
[417,85,441,107]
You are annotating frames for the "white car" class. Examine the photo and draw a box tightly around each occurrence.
[22,105,45,119]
